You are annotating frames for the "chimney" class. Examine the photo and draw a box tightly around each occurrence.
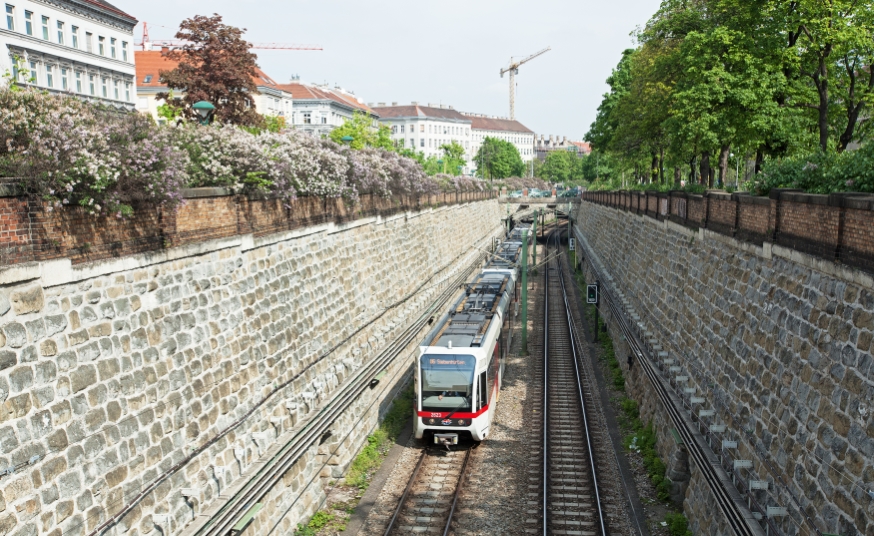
[549,135,555,145]
[367,103,374,107]
[392,101,397,106]
[411,101,418,105]
[563,136,567,144]
[161,46,169,53]
[377,102,386,106]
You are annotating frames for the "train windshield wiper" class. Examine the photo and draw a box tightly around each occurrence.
[445,399,469,420]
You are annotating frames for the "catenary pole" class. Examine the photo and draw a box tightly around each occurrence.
[521,229,528,355]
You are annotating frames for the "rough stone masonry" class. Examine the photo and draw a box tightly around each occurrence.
[0,199,503,536]
[573,200,874,536]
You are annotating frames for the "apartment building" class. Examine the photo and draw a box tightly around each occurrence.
[463,113,536,163]
[276,80,377,137]
[1,0,137,110]
[370,102,473,160]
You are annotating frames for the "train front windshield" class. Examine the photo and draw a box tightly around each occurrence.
[420,354,475,412]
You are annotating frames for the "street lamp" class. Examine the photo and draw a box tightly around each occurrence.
[192,100,215,126]
[341,135,354,145]
[437,159,445,174]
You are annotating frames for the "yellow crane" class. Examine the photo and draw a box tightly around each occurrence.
[500,46,551,120]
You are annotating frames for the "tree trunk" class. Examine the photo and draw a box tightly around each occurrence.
[651,153,659,184]
[674,167,682,188]
[717,144,730,188]
[689,156,697,184]
[699,152,711,187]
[755,148,764,175]
[659,148,666,185]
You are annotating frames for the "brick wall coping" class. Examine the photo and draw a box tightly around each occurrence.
[181,187,233,198]
[598,188,874,210]
[0,200,486,290]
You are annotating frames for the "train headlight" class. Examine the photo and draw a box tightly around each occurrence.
[427,418,436,425]
[457,419,466,426]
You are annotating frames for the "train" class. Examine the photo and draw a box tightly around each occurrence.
[413,232,524,446]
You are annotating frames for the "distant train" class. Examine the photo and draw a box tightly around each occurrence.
[413,232,523,446]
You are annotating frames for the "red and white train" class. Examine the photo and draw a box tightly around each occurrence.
[414,238,523,445]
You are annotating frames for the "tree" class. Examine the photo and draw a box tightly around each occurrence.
[474,137,524,179]
[540,150,574,182]
[439,141,466,176]
[330,111,392,150]
[158,14,262,127]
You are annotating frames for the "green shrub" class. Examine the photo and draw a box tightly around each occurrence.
[664,512,693,536]
[749,146,874,195]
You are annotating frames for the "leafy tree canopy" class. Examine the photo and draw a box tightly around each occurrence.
[329,111,393,150]
[158,14,263,127]
[474,137,525,179]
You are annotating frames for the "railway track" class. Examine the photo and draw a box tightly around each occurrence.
[383,446,473,536]
[529,229,607,536]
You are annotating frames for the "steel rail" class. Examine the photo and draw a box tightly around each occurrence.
[383,450,427,536]
[553,229,607,536]
[575,234,761,536]
[541,230,550,536]
[192,251,489,536]
[442,447,472,536]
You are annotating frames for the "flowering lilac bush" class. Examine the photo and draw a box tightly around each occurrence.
[0,87,488,215]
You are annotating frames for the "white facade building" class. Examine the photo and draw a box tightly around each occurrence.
[135,49,292,124]
[1,0,137,110]
[463,113,536,164]
[370,103,473,171]
[276,81,376,137]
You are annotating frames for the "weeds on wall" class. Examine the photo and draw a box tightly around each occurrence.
[664,512,694,536]
[293,383,414,536]
[619,398,672,502]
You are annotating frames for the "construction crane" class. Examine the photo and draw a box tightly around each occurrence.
[136,22,323,51]
[500,46,550,120]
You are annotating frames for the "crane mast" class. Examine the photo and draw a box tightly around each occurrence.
[499,46,550,120]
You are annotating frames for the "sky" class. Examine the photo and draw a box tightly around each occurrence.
[126,0,663,139]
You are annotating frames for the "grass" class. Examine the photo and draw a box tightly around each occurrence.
[294,382,415,536]
[664,512,694,536]
[344,383,414,489]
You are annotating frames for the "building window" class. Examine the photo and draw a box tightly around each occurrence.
[60,68,67,90]
[400,125,405,134]
[45,65,53,88]
[110,38,116,58]
[74,71,81,92]
[41,15,48,39]
[303,112,311,124]
[5,5,13,31]
[420,139,425,147]
[125,82,130,101]
[98,36,105,56]
[101,77,107,97]
[56,20,64,44]
[24,10,31,35]
[85,32,93,52]
[121,41,128,62]
[391,125,397,134]
[88,74,95,95]
[113,79,118,99]
[420,124,424,132]
[28,60,36,84]
[143,74,152,84]
[321,116,326,124]
[71,26,78,48]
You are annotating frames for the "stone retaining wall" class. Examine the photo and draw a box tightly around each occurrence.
[573,200,874,536]
[0,199,503,536]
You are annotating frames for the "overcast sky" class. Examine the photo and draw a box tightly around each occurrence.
[127,0,662,139]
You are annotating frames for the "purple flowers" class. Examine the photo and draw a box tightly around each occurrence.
[0,87,490,216]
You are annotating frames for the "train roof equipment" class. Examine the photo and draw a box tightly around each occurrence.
[423,272,512,350]
[486,242,522,271]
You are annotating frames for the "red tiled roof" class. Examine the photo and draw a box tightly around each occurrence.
[275,82,373,114]
[570,141,592,154]
[464,114,533,134]
[371,105,468,122]
[134,50,281,89]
